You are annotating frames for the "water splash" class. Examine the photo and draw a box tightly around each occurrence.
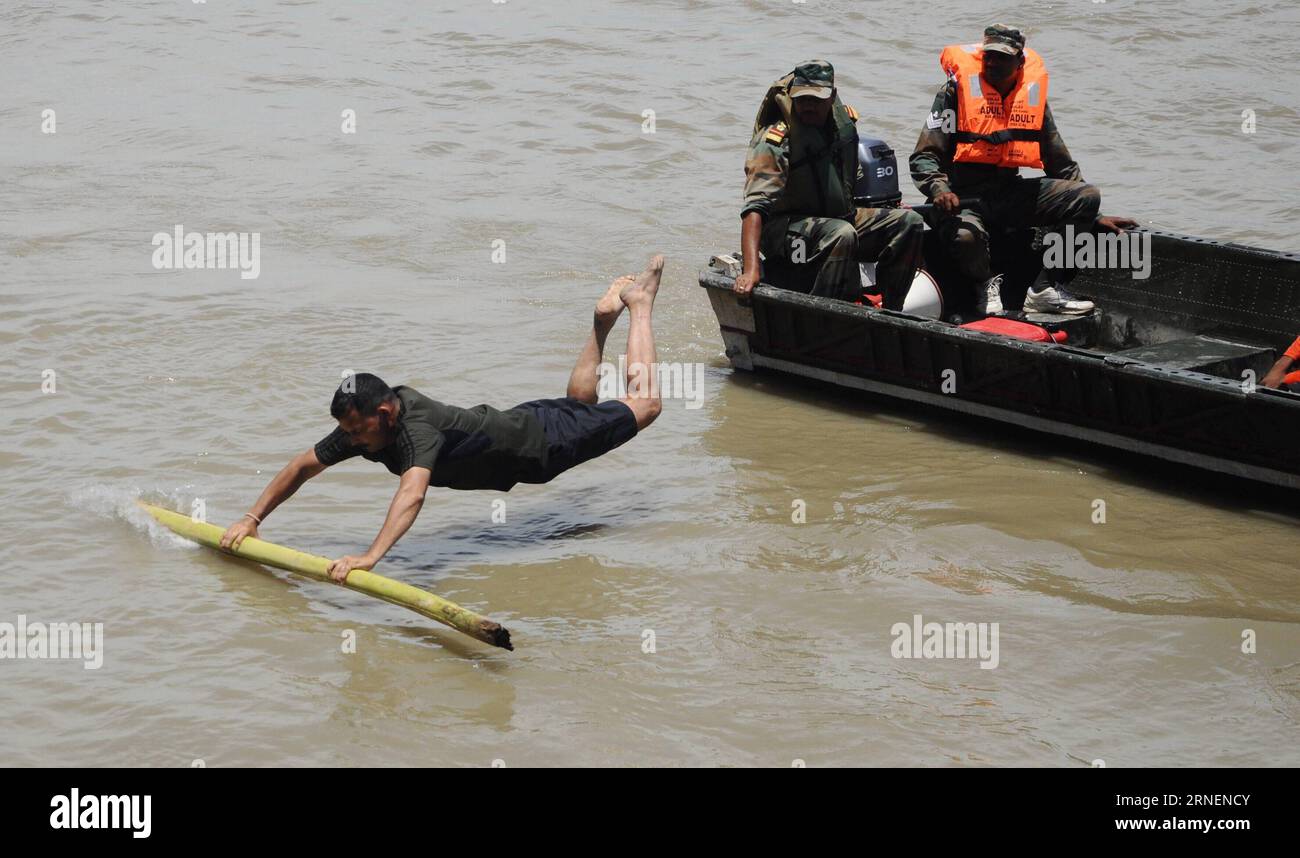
[69,484,201,551]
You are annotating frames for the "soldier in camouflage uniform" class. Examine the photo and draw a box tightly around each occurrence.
[736,60,925,310]
[910,25,1136,315]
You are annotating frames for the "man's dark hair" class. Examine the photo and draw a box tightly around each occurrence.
[330,372,397,418]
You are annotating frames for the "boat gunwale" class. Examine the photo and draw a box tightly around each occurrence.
[698,225,1300,409]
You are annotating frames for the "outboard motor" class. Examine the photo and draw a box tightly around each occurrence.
[853,137,901,207]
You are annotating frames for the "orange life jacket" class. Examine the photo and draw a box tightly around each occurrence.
[939,44,1048,169]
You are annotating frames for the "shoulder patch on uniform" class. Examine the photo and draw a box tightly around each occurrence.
[845,105,859,122]
[764,122,787,145]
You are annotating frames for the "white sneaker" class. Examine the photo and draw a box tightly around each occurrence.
[974,274,1004,316]
[1024,283,1095,315]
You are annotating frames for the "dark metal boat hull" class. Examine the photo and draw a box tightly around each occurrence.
[700,230,1300,489]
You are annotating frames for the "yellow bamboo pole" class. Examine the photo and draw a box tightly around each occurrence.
[138,502,512,650]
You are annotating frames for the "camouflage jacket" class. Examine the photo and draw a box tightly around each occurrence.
[741,104,860,222]
[909,81,1082,200]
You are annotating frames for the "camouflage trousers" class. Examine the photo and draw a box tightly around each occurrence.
[940,177,1101,284]
[761,207,926,309]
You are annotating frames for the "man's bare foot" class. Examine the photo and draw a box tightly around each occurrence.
[619,254,664,309]
[597,277,633,329]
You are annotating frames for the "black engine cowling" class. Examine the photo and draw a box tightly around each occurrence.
[853,137,901,207]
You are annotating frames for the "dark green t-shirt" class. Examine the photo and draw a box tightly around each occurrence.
[313,386,548,491]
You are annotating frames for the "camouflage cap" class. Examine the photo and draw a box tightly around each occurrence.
[982,24,1026,56]
[788,60,835,99]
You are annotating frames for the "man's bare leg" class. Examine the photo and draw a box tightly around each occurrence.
[617,255,664,430]
[566,276,633,404]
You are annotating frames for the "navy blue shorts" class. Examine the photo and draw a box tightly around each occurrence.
[510,397,638,483]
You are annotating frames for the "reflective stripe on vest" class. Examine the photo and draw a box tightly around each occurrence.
[939,44,1049,169]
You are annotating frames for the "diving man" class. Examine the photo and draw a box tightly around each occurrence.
[219,256,666,581]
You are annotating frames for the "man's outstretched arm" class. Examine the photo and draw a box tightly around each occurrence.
[327,466,432,582]
[220,448,329,550]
